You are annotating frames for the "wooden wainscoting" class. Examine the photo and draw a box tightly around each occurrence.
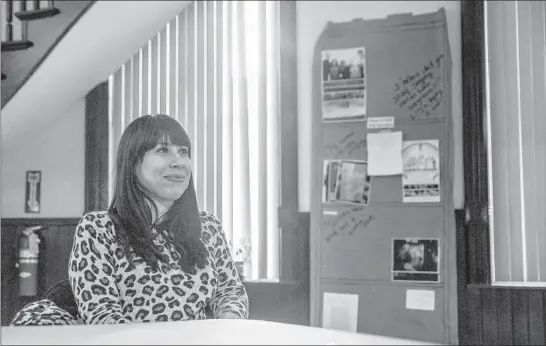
[1,218,79,326]
[464,286,546,345]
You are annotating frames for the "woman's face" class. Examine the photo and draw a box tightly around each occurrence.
[136,138,192,209]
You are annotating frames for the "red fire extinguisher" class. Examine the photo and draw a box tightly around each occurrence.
[16,226,44,296]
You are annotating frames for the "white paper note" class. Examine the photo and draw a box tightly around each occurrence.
[366,131,403,176]
[322,292,359,332]
[323,210,338,216]
[405,289,435,311]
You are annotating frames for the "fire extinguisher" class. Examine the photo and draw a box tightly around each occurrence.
[16,226,44,296]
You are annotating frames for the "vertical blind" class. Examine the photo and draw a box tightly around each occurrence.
[108,1,280,280]
[485,0,546,285]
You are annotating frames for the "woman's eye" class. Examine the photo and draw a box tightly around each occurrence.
[179,147,188,155]
[157,146,168,153]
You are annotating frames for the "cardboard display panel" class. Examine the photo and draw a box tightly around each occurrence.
[310,8,457,344]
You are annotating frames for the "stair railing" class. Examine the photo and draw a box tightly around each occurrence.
[1,0,61,80]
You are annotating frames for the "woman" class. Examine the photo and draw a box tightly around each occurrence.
[11,114,248,325]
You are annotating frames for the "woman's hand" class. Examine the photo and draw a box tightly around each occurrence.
[216,311,241,319]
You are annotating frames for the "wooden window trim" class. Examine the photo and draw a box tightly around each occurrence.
[461,0,491,286]
[277,0,307,285]
[85,81,110,214]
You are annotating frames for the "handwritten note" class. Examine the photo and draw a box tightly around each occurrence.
[323,206,375,242]
[367,131,403,176]
[393,54,446,119]
[324,131,367,157]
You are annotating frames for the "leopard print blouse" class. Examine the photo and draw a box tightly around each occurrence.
[10,211,248,326]
[66,210,249,324]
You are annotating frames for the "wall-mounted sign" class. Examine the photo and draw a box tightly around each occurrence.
[25,171,41,213]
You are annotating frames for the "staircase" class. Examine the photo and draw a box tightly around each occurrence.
[1,0,95,108]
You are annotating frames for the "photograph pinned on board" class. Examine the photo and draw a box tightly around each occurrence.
[392,238,440,282]
[402,140,440,203]
[321,47,367,122]
[323,159,371,205]
[323,160,340,203]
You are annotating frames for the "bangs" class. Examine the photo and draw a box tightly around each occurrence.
[139,115,191,156]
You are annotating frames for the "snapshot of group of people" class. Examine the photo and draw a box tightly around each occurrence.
[321,47,368,120]
[322,49,366,81]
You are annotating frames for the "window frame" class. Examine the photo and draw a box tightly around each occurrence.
[461,0,546,288]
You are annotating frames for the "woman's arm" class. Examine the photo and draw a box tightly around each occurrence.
[68,212,130,324]
[206,214,249,319]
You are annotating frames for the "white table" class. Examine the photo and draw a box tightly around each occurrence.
[1,319,440,345]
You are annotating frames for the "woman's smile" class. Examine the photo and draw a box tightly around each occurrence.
[163,173,186,183]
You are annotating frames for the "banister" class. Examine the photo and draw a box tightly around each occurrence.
[6,0,13,41]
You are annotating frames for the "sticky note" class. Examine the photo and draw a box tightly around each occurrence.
[367,131,403,176]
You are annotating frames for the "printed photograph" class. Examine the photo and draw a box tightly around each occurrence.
[323,160,341,203]
[402,140,440,203]
[323,160,371,204]
[392,238,440,282]
[321,47,367,121]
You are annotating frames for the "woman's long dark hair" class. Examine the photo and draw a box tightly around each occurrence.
[108,114,207,273]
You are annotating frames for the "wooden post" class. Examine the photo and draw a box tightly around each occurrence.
[6,0,13,41]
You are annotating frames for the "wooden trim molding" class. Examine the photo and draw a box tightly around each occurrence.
[85,81,110,213]
[461,0,490,285]
[278,0,302,284]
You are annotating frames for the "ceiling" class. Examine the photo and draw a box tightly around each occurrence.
[1,0,190,147]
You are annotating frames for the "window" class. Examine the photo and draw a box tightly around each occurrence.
[108,1,283,280]
[484,0,546,286]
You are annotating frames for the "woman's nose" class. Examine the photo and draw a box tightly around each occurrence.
[169,153,186,168]
[170,160,182,168]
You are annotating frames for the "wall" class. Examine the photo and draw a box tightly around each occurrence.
[1,99,85,218]
[296,0,463,211]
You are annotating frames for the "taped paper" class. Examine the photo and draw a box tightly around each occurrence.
[406,289,435,311]
[322,292,359,332]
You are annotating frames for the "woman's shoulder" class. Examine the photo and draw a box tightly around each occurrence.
[76,211,116,239]
[79,211,112,227]
[199,210,225,242]
[199,210,221,226]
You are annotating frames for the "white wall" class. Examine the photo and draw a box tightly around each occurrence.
[1,99,85,218]
[296,0,463,211]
